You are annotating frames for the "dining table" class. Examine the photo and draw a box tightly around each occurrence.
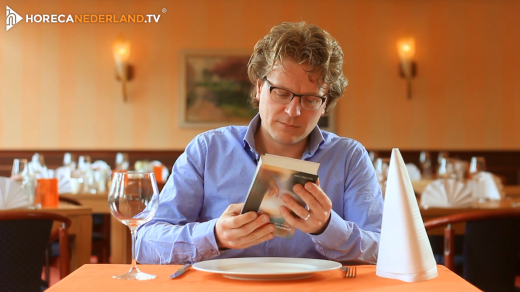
[412,179,520,234]
[412,179,520,198]
[60,192,131,264]
[31,204,93,271]
[63,181,520,264]
[46,264,480,291]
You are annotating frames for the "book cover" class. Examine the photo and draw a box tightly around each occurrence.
[241,154,320,239]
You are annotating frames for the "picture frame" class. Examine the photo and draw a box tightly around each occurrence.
[178,49,257,128]
[178,49,336,132]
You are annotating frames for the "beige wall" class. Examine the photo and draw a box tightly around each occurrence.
[1,0,519,150]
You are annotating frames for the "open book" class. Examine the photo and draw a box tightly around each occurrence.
[241,154,320,239]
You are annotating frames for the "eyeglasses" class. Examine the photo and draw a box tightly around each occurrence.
[263,77,327,110]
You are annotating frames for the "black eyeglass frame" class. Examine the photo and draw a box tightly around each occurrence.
[263,77,327,110]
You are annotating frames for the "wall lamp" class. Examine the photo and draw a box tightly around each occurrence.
[113,37,134,102]
[397,37,416,99]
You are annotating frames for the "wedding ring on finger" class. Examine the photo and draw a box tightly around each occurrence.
[302,211,311,221]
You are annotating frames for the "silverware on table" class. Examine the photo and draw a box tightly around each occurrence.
[170,263,192,279]
[340,266,357,278]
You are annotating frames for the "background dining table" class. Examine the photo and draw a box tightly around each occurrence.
[60,193,130,264]
[411,179,520,235]
[45,264,480,291]
[62,183,520,264]
[29,204,93,271]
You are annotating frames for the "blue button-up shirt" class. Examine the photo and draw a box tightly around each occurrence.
[136,115,383,264]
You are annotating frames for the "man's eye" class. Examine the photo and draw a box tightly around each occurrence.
[274,89,291,98]
[303,96,320,104]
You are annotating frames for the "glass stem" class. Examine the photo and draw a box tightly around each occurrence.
[129,226,138,270]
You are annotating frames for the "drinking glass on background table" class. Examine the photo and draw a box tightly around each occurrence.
[63,152,76,169]
[115,152,130,170]
[437,158,450,179]
[374,158,390,197]
[11,158,28,183]
[35,178,59,207]
[108,172,160,280]
[469,156,486,176]
[419,151,432,179]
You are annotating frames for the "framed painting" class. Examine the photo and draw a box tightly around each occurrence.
[178,49,257,128]
[178,49,336,132]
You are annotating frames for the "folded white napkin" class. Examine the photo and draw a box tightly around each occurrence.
[0,177,29,210]
[471,172,504,200]
[376,148,438,282]
[406,163,422,181]
[420,179,474,209]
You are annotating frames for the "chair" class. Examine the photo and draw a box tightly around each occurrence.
[58,196,111,263]
[0,210,71,292]
[424,209,520,292]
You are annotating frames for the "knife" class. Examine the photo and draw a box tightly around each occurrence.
[170,263,192,279]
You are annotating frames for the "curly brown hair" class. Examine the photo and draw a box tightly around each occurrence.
[247,21,348,114]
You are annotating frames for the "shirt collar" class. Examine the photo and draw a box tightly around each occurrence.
[243,114,325,160]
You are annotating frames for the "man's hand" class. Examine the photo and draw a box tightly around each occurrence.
[215,203,275,249]
[279,179,332,235]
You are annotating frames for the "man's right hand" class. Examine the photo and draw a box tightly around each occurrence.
[215,203,275,250]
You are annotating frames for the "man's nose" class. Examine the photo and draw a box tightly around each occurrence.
[284,97,301,117]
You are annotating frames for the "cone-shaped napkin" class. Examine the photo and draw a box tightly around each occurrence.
[376,148,438,282]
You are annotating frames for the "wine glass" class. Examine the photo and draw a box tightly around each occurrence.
[419,151,432,179]
[374,158,390,197]
[11,158,28,184]
[469,156,486,176]
[437,158,455,179]
[108,172,160,280]
[115,152,130,170]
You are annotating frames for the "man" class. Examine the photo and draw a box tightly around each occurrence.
[136,22,383,265]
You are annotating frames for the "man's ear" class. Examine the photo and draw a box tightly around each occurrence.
[255,79,262,101]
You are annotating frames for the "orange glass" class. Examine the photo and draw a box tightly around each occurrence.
[36,178,59,207]
[153,165,163,183]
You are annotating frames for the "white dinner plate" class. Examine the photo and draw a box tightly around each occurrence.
[192,257,341,281]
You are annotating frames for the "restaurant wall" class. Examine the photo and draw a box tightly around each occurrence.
[1,0,519,151]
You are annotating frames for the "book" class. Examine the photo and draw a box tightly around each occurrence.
[241,154,320,239]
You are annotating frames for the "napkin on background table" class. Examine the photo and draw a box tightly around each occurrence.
[0,177,29,210]
[471,171,504,200]
[420,178,474,209]
[406,163,422,181]
[376,148,438,282]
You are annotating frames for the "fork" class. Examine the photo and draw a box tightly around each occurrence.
[340,266,357,278]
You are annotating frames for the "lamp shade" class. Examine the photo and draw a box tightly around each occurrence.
[397,37,415,62]
[397,38,415,79]
[113,37,130,74]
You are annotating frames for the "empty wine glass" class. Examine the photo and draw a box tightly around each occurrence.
[437,158,452,179]
[115,152,130,170]
[374,158,390,197]
[11,158,28,184]
[63,152,77,169]
[419,151,432,179]
[469,156,486,176]
[108,172,159,280]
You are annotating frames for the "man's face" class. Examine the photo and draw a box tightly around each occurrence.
[255,58,327,148]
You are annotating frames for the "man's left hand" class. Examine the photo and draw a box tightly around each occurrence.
[279,179,332,235]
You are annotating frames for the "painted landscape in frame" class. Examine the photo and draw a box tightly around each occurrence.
[178,49,335,132]
[179,49,257,127]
